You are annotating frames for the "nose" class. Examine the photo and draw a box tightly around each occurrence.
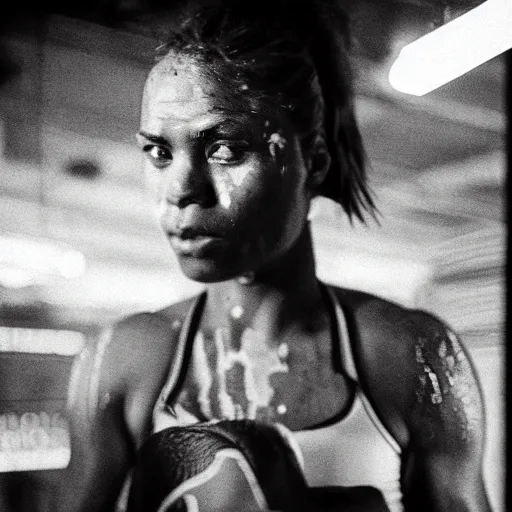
[163,152,216,209]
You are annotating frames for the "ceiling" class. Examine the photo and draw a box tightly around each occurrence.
[0,1,506,339]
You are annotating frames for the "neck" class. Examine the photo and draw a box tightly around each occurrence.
[204,224,325,341]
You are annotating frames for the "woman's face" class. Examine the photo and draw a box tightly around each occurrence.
[138,53,312,282]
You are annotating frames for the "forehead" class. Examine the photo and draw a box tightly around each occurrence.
[142,54,215,119]
[140,55,296,144]
[142,53,288,124]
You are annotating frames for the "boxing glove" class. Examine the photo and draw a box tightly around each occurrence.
[126,419,310,512]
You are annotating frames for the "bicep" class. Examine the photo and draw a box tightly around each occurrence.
[402,449,490,512]
[59,411,132,512]
[401,325,491,512]
[57,329,133,512]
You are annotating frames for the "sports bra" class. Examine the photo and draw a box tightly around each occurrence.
[152,286,403,512]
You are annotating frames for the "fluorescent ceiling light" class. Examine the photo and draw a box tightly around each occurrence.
[389,0,512,96]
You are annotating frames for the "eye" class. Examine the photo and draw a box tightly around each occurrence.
[143,145,172,168]
[207,142,247,164]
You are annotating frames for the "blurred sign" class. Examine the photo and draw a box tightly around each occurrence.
[0,327,85,355]
[0,327,83,472]
[0,410,70,472]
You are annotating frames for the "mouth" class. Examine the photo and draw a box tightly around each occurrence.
[167,229,224,256]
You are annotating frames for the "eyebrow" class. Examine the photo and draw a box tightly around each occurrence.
[137,131,170,145]
[137,120,255,145]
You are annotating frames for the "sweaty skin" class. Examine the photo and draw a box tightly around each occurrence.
[175,299,350,430]
[414,328,481,444]
[138,52,309,283]
[58,49,492,512]
[137,53,348,433]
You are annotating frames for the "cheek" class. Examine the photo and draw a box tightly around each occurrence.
[224,163,271,210]
[213,158,267,214]
[222,165,280,217]
[246,147,306,218]
[215,174,236,210]
[222,158,308,244]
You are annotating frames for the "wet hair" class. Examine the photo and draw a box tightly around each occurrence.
[152,0,376,223]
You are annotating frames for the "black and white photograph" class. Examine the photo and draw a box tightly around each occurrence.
[0,0,507,511]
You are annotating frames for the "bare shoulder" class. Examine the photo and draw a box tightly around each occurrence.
[98,295,200,391]
[63,297,203,512]
[330,287,485,451]
[69,295,200,409]
[65,293,205,451]
[331,285,446,366]
[110,295,197,352]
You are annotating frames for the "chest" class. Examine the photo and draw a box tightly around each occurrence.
[174,327,352,431]
[294,396,403,512]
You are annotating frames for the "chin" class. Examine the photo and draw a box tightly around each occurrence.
[177,256,243,284]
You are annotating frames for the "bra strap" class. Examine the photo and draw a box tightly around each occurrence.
[324,285,401,453]
[152,291,207,424]
[324,285,359,383]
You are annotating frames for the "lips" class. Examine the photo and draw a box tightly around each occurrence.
[169,227,220,239]
[167,227,224,256]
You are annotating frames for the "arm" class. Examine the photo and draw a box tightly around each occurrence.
[346,292,492,512]
[399,314,491,512]
[56,327,134,512]
[56,305,192,512]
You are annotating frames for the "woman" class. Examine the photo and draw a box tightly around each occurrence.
[60,1,491,511]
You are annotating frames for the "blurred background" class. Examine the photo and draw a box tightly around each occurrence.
[0,0,506,510]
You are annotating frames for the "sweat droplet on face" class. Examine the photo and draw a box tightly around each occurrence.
[216,179,233,209]
[267,132,287,158]
[229,167,251,187]
[219,190,231,208]
[216,169,251,208]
